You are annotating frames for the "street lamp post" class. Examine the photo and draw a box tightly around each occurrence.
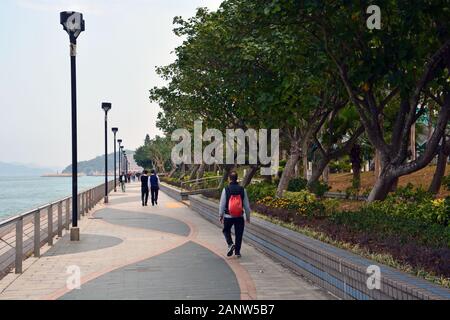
[102,102,112,203]
[60,11,85,241]
[112,128,118,192]
[123,151,127,182]
[117,139,122,184]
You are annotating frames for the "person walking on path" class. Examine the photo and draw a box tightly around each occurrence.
[149,169,160,206]
[141,170,149,206]
[219,171,251,258]
[119,172,126,192]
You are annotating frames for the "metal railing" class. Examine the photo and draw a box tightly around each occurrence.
[0,180,115,278]
[179,176,222,192]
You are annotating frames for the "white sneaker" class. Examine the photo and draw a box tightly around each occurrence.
[227,244,235,257]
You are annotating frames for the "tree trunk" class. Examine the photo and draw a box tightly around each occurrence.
[219,164,234,189]
[350,144,362,189]
[169,167,177,178]
[323,165,329,183]
[410,123,416,161]
[367,166,397,201]
[307,157,330,188]
[302,141,309,180]
[277,140,301,197]
[189,164,200,180]
[429,137,450,195]
[242,165,259,187]
[374,150,381,178]
[196,163,205,181]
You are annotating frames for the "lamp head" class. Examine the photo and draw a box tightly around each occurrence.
[60,11,85,43]
[112,127,118,134]
[102,102,112,113]
[117,139,122,144]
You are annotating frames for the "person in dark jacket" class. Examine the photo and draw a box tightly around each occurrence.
[219,171,251,258]
[119,172,126,192]
[149,169,160,206]
[140,170,149,206]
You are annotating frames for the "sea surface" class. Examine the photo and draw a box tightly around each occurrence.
[0,176,113,222]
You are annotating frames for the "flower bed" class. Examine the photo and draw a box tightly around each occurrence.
[251,185,450,288]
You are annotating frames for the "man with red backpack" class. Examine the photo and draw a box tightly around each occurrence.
[219,171,251,258]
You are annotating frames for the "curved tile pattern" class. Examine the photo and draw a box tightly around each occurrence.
[108,196,141,205]
[96,208,191,237]
[60,241,240,300]
[44,234,123,257]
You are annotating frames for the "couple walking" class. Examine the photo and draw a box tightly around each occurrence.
[140,170,160,206]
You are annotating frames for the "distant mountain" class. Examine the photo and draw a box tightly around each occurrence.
[0,162,56,176]
[62,150,140,175]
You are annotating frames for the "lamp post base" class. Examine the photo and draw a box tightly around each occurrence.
[70,227,80,241]
[104,196,109,204]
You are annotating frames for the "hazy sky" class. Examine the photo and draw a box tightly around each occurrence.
[0,0,222,169]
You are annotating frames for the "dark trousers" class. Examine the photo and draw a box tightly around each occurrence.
[141,188,149,205]
[222,217,245,254]
[151,187,159,205]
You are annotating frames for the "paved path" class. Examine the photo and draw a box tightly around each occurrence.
[0,183,332,300]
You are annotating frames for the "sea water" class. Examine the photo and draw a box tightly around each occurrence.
[0,176,113,222]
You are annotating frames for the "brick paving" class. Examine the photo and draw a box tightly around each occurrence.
[0,183,333,300]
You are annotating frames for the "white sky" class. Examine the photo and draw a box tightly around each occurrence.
[0,0,222,169]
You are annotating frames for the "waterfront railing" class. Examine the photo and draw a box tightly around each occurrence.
[0,180,115,278]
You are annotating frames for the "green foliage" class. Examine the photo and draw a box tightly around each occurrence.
[246,181,277,202]
[329,159,352,173]
[442,175,450,191]
[390,183,434,202]
[331,205,450,249]
[258,190,326,218]
[134,135,174,173]
[286,177,329,197]
[287,178,308,192]
[308,180,331,197]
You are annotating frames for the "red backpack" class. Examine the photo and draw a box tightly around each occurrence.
[226,186,244,217]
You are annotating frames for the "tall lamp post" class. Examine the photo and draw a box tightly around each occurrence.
[112,128,118,192]
[102,102,112,203]
[121,146,125,174]
[123,151,127,182]
[60,11,85,241]
[118,139,122,180]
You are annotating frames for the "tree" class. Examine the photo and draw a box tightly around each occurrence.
[298,0,450,201]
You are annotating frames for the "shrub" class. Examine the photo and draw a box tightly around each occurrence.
[287,178,308,192]
[246,182,276,202]
[442,175,450,191]
[329,159,352,173]
[308,180,331,197]
[390,183,433,203]
[375,184,450,226]
[258,191,326,218]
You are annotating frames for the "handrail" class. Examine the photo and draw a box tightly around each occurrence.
[180,176,222,192]
[0,180,116,278]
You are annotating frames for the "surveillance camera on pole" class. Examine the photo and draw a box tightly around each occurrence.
[60,11,85,241]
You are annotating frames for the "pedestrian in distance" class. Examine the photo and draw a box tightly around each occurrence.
[149,169,160,206]
[219,171,251,258]
[141,170,149,206]
[119,172,126,192]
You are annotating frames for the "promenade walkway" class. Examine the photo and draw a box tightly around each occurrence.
[0,183,332,300]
